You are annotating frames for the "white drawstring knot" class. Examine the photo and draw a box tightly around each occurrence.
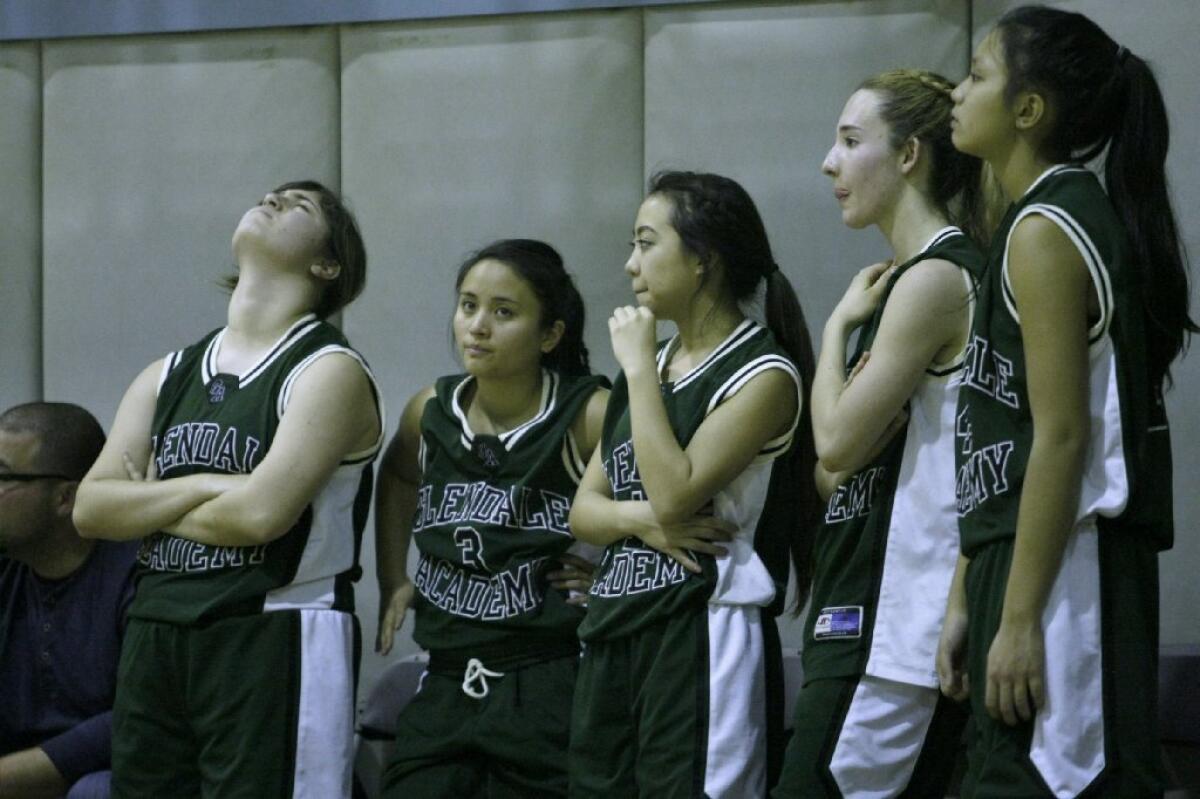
[461,658,504,699]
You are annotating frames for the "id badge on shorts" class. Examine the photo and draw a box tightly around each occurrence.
[813,605,863,639]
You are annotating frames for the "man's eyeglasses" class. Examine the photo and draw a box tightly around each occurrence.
[0,472,74,483]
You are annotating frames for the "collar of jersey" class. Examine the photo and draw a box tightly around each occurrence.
[909,226,964,266]
[201,313,321,388]
[1022,163,1087,202]
[656,318,761,393]
[451,368,560,452]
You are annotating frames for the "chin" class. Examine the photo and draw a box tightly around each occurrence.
[841,210,870,230]
[950,128,977,155]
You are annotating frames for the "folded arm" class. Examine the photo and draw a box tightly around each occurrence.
[75,359,234,540]
[164,352,380,547]
[812,259,968,473]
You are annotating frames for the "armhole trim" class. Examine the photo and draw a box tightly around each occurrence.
[561,430,587,485]
[156,350,184,397]
[1002,204,1113,344]
[705,355,802,458]
[276,345,387,463]
[926,267,978,376]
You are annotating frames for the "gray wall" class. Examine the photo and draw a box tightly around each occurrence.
[2,0,1196,708]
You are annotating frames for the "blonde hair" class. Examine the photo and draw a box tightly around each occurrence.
[858,69,985,243]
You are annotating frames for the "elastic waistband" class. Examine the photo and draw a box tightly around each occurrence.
[427,638,579,674]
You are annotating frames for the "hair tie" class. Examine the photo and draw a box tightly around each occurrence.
[1116,45,1129,65]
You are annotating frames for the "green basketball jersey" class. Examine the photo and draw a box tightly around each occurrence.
[579,320,801,642]
[804,228,984,685]
[956,165,1173,555]
[130,314,383,625]
[409,370,607,666]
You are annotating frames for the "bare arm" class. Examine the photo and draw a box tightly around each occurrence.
[986,215,1091,725]
[543,387,610,602]
[608,306,800,525]
[937,553,971,701]
[74,359,232,540]
[164,352,380,547]
[569,443,734,573]
[374,386,434,655]
[572,386,611,460]
[813,259,969,472]
[0,748,67,799]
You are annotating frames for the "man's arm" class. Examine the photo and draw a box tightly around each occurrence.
[0,746,69,799]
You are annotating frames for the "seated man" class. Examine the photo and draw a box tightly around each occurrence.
[0,403,137,799]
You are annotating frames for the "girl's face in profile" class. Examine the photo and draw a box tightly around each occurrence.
[821,89,904,231]
[625,193,702,319]
[951,31,1013,160]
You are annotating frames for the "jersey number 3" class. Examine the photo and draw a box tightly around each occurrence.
[454,526,489,570]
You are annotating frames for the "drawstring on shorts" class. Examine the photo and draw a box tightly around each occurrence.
[461,658,504,699]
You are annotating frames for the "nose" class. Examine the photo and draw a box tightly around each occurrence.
[821,147,837,177]
[624,251,638,277]
[951,80,965,104]
[263,192,282,210]
[467,311,488,336]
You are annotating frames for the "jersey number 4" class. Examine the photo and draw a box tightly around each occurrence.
[454,526,490,571]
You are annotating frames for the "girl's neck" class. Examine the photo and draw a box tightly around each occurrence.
[467,369,544,434]
[878,186,952,265]
[225,266,319,349]
[989,139,1055,204]
[670,295,745,374]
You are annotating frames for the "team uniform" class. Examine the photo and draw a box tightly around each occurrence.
[570,320,802,799]
[774,228,983,798]
[381,370,607,799]
[111,313,383,799]
[956,165,1170,797]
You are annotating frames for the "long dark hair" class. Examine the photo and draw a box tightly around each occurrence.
[996,5,1196,387]
[455,239,590,376]
[648,170,819,611]
[858,69,986,245]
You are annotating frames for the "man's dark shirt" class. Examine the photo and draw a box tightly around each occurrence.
[0,540,137,783]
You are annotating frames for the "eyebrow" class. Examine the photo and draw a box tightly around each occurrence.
[281,191,317,209]
[837,124,863,134]
[459,291,520,305]
[634,225,657,236]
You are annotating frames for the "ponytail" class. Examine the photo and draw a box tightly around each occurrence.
[763,269,821,612]
[648,170,819,612]
[858,69,987,246]
[1105,53,1197,387]
[996,6,1195,389]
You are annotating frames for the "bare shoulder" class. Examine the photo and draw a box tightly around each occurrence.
[571,385,611,458]
[892,257,971,309]
[1008,213,1086,276]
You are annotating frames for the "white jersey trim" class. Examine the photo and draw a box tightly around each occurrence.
[1000,165,1113,345]
[156,350,184,396]
[200,313,320,388]
[704,354,801,461]
[659,319,759,392]
[561,429,587,485]
[449,369,558,452]
[276,344,386,464]
[918,226,976,376]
